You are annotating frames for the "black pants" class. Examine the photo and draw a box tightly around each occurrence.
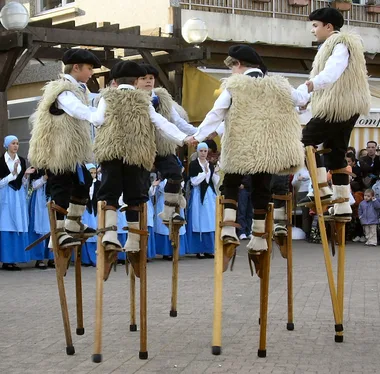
[97,159,150,222]
[48,165,92,220]
[270,175,289,209]
[302,114,359,185]
[154,154,182,193]
[237,188,253,236]
[223,173,272,220]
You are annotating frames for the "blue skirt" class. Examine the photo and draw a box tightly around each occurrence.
[0,231,30,263]
[155,233,187,256]
[186,189,215,254]
[147,226,156,259]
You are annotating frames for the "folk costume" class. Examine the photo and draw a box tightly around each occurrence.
[142,64,197,224]
[28,49,101,248]
[81,163,100,266]
[299,8,371,221]
[154,179,187,258]
[193,45,308,259]
[91,61,188,274]
[187,143,219,256]
[0,136,30,270]
[28,169,54,268]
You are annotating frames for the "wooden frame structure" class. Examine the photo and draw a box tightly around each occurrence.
[0,5,209,142]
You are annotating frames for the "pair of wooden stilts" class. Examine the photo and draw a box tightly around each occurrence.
[212,192,294,358]
[211,145,347,356]
[44,200,183,361]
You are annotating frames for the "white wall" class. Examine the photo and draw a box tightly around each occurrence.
[182,10,380,54]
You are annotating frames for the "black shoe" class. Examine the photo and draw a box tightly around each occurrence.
[47,260,55,268]
[196,253,205,259]
[35,260,47,270]
[204,253,215,259]
[2,263,22,271]
[163,255,173,261]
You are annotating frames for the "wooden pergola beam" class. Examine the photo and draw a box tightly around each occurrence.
[27,26,180,50]
[0,32,24,51]
[35,47,113,61]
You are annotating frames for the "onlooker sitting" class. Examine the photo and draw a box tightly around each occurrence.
[358,188,380,246]
[361,141,380,187]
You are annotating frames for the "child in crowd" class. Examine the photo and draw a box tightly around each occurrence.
[358,189,380,246]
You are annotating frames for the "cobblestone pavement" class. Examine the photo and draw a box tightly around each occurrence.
[1,240,380,374]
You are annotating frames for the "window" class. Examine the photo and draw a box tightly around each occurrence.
[38,0,75,12]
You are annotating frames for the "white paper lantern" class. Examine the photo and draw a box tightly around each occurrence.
[182,18,208,46]
[1,2,29,31]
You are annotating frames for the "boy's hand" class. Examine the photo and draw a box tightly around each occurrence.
[305,80,314,93]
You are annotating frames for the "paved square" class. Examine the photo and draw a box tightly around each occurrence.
[1,240,380,373]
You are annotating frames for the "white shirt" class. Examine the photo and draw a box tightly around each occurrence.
[56,74,96,122]
[91,84,187,146]
[89,179,97,200]
[0,152,24,189]
[310,43,349,91]
[194,69,310,142]
[32,175,47,190]
[190,158,220,187]
[151,91,197,136]
[291,167,310,193]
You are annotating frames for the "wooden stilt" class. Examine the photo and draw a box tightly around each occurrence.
[212,196,224,355]
[305,146,343,339]
[47,201,75,356]
[139,203,148,360]
[169,209,181,318]
[92,201,106,363]
[286,195,294,331]
[258,203,274,358]
[129,267,137,332]
[335,222,345,343]
[75,245,85,336]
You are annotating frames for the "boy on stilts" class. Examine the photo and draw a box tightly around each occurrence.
[91,61,192,275]
[136,64,197,224]
[29,49,102,248]
[189,45,308,269]
[298,8,371,220]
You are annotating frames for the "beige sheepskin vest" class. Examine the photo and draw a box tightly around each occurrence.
[93,88,156,170]
[222,74,304,175]
[154,87,179,157]
[310,32,371,122]
[28,79,92,174]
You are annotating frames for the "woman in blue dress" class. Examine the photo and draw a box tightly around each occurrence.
[0,135,35,270]
[187,142,220,258]
[28,169,54,269]
[81,164,99,266]
[154,179,187,260]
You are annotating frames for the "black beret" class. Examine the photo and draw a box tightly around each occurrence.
[62,49,101,68]
[111,61,147,80]
[140,64,159,78]
[309,7,344,29]
[228,44,267,74]
[109,60,123,80]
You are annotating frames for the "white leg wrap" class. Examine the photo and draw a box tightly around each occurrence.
[124,222,140,252]
[331,185,352,215]
[247,220,268,252]
[274,206,286,221]
[220,208,239,242]
[307,167,332,198]
[158,193,179,222]
[102,210,122,248]
[49,220,80,248]
[65,203,87,232]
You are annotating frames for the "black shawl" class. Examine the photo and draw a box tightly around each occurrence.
[189,159,216,204]
[0,154,26,191]
[86,180,101,216]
